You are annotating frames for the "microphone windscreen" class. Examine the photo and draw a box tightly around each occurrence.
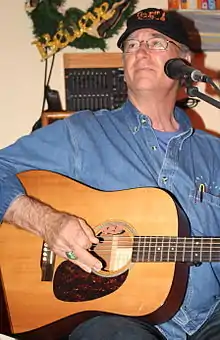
[164,58,191,80]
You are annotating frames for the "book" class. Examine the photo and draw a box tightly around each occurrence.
[181,0,188,8]
[215,0,220,8]
[197,0,209,9]
[168,0,180,9]
[207,0,216,9]
[188,0,198,8]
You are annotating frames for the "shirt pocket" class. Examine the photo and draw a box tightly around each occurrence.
[188,189,220,236]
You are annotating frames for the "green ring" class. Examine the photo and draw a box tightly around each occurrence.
[66,251,78,260]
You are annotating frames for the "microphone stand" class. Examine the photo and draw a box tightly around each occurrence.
[185,81,220,109]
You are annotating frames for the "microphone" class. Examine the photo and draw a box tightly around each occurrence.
[164,58,209,83]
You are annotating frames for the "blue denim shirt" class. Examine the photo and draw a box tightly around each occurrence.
[1,100,220,339]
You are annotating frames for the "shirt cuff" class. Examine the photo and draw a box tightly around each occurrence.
[0,176,26,223]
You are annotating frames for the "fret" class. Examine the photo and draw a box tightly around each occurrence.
[174,237,178,262]
[141,236,146,262]
[197,241,201,261]
[153,237,157,262]
[169,238,177,262]
[140,236,145,262]
[189,238,201,262]
[194,240,201,263]
[136,236,141,262]
[155,237,163,262]
[210,238,212,262]
[148,236,151,262]
[167,236,171,262]
[200,237,203,263]
[160,236,164,262]
[182,237,186,262]
[156,237,168,262]
[174,237,183,262]
[191,238,194,262]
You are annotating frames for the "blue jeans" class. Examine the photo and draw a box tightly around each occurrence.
[69,305,220,340]
[69,315,166,340]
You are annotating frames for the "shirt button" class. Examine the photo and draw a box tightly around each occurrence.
[162,176,168,183]
[141,117,147,125]
[133,126,138,133]
[151,146,157,151]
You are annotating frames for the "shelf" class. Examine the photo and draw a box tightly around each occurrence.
[178,10,220,51]
[178,9,220,12]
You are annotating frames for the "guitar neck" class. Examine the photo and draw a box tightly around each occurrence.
[132,236,220,263]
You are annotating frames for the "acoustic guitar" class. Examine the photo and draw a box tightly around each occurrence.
[0,170,217,334]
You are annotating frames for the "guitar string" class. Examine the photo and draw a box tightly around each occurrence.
[91,253,218,258]
[95,244,220,247]
[97,236,220,240]
[93,239,220,247]
[94,248,220,251]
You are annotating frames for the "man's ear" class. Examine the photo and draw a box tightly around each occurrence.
[122,54,127,83]
[184,52,193,65]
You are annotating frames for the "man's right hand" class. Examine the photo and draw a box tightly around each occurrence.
[4,195,103,273]
[44,212,103,273]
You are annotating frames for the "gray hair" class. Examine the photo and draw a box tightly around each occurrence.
[179,44,192,58]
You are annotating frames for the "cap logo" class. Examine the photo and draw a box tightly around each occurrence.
[136,10,166,22]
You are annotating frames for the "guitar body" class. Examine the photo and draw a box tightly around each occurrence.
[0,171,189,333]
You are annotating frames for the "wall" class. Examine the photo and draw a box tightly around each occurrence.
[0,0,220,148]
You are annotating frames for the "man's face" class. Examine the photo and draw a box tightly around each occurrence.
[122,28,188,94]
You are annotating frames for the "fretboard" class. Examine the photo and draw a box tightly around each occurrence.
[132,236,220,263]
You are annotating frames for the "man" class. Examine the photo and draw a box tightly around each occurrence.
[1,7,220,340]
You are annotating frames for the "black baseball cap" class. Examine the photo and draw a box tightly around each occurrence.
[117,8,190,49]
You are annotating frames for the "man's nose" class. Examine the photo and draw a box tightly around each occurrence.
[136,42,150,54]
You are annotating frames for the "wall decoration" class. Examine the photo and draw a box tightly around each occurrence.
[25,0,138,60]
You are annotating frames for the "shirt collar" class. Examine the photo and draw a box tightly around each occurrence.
[122,99,192,134]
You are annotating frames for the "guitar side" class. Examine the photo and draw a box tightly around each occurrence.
[0,170,189,333]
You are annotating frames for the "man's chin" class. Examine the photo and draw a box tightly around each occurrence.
[133,81,157,91]
[135,75,156,85]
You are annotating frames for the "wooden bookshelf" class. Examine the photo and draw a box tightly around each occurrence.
[64,52,123,69]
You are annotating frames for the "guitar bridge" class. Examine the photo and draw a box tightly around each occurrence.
[40,241,56,281]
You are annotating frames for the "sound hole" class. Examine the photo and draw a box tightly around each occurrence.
[93,220,135,277]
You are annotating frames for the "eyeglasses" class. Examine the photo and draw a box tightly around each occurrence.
[122,37,180,53]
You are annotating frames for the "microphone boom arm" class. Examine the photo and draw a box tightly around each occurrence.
[186,85,220,109]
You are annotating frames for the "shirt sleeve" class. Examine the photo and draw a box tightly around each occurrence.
[0,117,79,222]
